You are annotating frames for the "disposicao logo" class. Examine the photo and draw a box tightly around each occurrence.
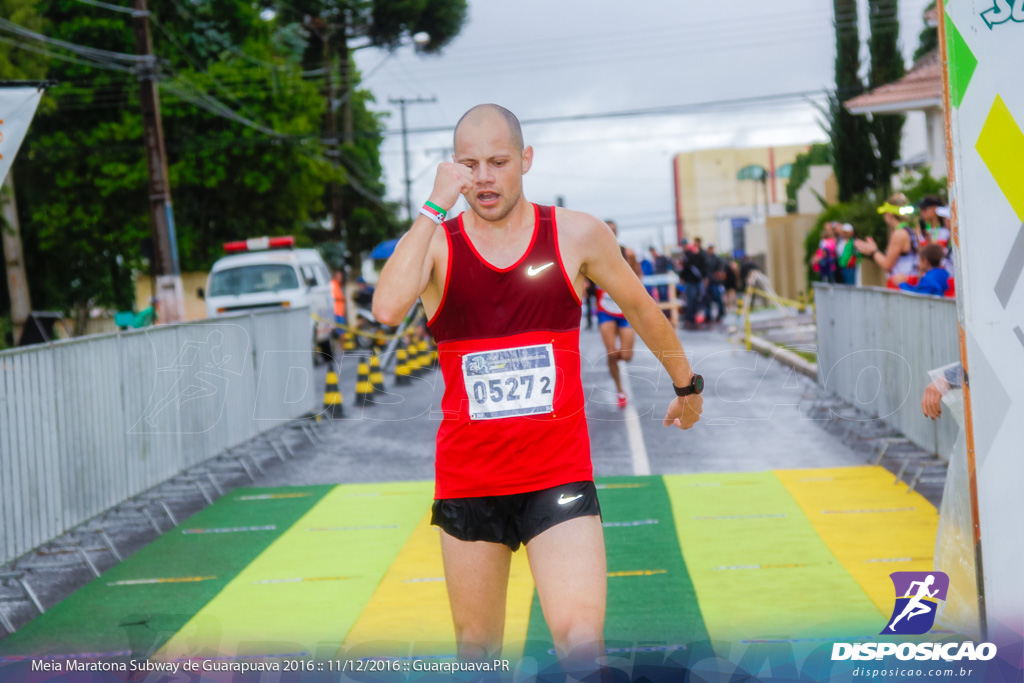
[883,571,948,635]
[830,570,998,663]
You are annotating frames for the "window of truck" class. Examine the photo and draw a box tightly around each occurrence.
[209,265,299,297]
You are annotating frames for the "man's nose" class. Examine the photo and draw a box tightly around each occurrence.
[474,164,495,184]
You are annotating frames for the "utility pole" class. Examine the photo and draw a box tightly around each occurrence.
[315,19,345,246]
[1,173,30,343]
[389,96,436,220]
[132,0,184,322]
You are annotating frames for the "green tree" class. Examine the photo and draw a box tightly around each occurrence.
[0,0,48,80]
[914,2,938,61]
[868,0,905,197]
[12,0,336,327]
[785,142,832,213]
[275,0,467,262]
[831,0,875,201]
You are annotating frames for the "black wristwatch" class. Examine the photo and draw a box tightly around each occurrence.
[674,374,704,397]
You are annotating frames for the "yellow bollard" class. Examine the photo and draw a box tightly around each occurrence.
[323,371,343,418]
[395,346,411,385]
[354,361,374,406]
[369,351,385,393]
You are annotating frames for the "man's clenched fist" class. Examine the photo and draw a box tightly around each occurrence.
[428,162,474,213]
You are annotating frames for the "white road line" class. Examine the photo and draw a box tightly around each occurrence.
[618,361,651,476]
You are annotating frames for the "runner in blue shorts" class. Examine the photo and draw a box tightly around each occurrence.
[596,220,642,409]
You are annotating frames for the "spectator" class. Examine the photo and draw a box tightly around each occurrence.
[922,362,963,420]
[330,269,347,338]
[704,244,725,323]
[855,193,919,288]
[640,252,655,298]
[812,223,839,283]
[899,243,950,297]
[583,278,596,330]
[739,256,759,291]
[353,277,375,308]
[678,237,706,329]
[835,223,859,285]
[723,259,739,315]
[649,246,671,302]
[918,196,951,247]
[918,195,955,273]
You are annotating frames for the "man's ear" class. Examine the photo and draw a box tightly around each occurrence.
[521,145,534,174]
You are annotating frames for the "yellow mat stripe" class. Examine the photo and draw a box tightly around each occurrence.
[664,471,883,644]
[774,466,940,617]
[157,482,431,659]
[340,511,535,660]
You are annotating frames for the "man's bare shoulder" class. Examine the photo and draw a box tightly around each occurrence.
[553,207,612,243]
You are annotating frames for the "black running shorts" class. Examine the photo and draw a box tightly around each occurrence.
[430,480,601,551]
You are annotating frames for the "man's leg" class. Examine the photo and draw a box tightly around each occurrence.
[617,325,636,363]
[599,321,623,394]
[684,283,699,325]
[439,531,513,660]
[526,516,607,667]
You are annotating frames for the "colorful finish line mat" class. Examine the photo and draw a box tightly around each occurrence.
[0,468,943,666]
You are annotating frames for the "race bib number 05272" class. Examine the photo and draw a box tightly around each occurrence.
[462,344,556,420]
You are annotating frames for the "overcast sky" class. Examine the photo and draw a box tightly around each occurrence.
[354,0,932,252]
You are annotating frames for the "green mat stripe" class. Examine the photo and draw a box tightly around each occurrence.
[524,476,708,661]
[158,481,433,658]
[0,486,332,656]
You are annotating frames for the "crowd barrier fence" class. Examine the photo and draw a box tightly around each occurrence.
[814,283,960,459]
[0,307,318,566]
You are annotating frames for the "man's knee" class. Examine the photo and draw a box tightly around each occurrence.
[605,350,620,364]
[619,349,633,362]
[548,610,604,654]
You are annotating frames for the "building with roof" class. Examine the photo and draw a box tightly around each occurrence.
[844,10,945,174]
[671,144,812,256]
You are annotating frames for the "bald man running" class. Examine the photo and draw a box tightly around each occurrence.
[374,104,703,672]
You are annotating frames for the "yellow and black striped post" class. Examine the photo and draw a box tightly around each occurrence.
[406,336,421,375]
[369,351,385,393]
[418,339,431,372]
[323,371,343,418]
[355,360,374,406]
[373,329,386,353]
[395,345,411,385]
[343,328,356,353]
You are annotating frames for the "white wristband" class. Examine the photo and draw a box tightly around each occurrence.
[419,205,445,224]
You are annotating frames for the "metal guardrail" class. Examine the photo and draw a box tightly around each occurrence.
[814,283,960,459]
[0,307,318,566]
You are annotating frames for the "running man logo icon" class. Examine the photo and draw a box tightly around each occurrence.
[882,571,950,635]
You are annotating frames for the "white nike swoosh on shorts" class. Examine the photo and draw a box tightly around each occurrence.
[558,493,584,505]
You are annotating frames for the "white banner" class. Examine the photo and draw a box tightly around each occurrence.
[0,86,43,187]
[940,0,1024,646]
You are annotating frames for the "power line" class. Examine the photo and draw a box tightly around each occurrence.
[0,17,148,65]
[377,91,825,138]
[0,34,135,72]
[72,0,148,16]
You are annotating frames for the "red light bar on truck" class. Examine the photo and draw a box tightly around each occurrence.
[223,236,295,252]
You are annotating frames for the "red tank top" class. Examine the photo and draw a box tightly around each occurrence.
[427,204,592,498]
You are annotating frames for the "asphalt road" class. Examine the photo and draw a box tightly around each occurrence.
[261,321,867,489]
